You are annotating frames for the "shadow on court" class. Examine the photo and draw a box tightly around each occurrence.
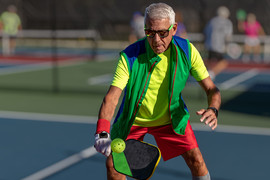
[155,166,229,180]
[222,83,270,117]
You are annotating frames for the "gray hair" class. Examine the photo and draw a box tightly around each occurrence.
[144,3,175,25]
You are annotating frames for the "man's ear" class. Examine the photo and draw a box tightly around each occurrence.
[172,23,178,36]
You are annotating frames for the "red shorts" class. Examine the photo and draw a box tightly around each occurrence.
[126,120,198,161]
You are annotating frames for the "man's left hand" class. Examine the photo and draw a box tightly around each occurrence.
[196,109,218,130]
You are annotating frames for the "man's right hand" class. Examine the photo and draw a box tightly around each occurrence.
[94,131,111,157]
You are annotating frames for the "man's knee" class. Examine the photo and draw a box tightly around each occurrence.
[182,148,208,176]
[190,152,206,170]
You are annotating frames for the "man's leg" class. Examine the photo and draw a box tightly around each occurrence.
[182,147,210,179]
[106,155,126,180]
[10,38,17,55]
[211,59,229,76]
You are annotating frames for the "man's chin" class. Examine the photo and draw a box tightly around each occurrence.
[154,48,165,54]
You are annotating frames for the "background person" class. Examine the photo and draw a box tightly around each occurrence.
[238,13,265,62]
[129,11,145,43]
[204,6,233,80]
[175,10,187,39]
[0,5,22,56]
[94,3,221,180]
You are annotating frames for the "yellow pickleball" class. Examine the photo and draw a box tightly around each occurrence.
[111,138,126,153]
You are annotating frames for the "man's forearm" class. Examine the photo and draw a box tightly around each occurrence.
[98,96,118,122]
[207,87,221,110]
[98,85,123,122]
[96,86,122,134]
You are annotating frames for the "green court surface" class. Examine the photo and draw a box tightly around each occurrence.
[0,58,268,128]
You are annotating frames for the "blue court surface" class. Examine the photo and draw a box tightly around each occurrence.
[1,114,269,180]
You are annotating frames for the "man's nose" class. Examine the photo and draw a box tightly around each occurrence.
[153,33,161,41]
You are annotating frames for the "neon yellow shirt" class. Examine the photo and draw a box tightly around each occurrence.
[0,12,21,35]
[112,43,209,127]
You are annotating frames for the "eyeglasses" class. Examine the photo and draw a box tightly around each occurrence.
[144,24,173,38]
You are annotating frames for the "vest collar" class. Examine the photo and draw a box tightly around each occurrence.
[145,39,161,64]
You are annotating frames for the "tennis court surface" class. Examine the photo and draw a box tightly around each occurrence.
[0,1,270,179]
[0,44,270,180]
[1,113,269,180]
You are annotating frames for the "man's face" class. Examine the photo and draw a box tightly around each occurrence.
[145,18,177,54]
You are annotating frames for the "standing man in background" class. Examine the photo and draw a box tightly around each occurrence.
[175,10,188,39]
[0,5,22,56]
[204,6,233,80]
[129,11,145,43]
[95,3,221,180]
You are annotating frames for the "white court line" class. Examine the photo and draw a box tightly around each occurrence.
[0,110,269,136]
[20,123,270,180]
[22,146,97,180]
[0,58,87,76]
[192,123,270,136]
[0,62,52,76]
[1,110,269,136]
[88,73,113,85]
[4,110,267,179]
[0,110,96,124]
[219,68,259,90]
[0,111,98,180]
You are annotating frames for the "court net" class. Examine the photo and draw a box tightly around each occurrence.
[0,29,100,58]
[0,29,121,93]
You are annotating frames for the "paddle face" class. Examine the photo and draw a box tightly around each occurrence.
[112,139,161,180]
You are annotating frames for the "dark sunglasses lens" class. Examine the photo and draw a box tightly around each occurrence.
[158,31,168,38]
[145,30,155,38]
[145,30,169,38]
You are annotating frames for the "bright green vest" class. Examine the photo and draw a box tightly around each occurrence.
[111,36,191,140]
